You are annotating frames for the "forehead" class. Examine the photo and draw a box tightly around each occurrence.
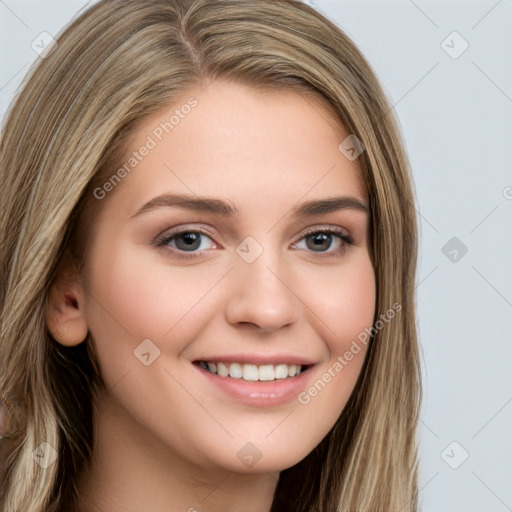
[102,79,366,217]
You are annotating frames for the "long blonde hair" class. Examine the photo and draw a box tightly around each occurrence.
[0,1,421,510]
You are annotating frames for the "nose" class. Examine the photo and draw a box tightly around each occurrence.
[224,250,302,333]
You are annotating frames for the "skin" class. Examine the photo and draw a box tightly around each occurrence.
[47,79,376,512]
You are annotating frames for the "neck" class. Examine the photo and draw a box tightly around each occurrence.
[70,393,279,512]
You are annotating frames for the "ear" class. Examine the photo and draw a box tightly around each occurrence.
[45,260,88,347]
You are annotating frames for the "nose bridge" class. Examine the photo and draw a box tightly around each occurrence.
[224,235,301,331]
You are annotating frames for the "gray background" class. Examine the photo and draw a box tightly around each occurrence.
[1,1,511,510]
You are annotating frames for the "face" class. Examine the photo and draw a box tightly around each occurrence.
[80,79,375,473]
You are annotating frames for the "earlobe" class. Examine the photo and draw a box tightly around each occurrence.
[45,268,88,347]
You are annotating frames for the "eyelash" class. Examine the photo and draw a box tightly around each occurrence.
[152,226,354,260]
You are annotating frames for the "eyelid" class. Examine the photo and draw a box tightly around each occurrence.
[153,223,355,258]
[153,224,218,241]
[291,225,354,256]
[294,224,352,242]
[154,223,350,243]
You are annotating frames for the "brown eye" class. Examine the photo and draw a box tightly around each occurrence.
[154,228,217,256]
[305,232,335,252]
[173,232,203,251]
[294,227,354,257]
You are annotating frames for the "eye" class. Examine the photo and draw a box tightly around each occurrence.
[293,227,354,256]
[153,225,354,260]
[153,228,217,256]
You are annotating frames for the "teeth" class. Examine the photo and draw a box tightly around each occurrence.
[217,362,229,377]
[258,364,274,381]
[229,363,243,379]
[198,361,305,381]
[288,364,297,377]
[243,364,259,381]
[274,364,289,379]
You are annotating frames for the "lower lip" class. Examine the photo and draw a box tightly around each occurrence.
[194,363,314,407]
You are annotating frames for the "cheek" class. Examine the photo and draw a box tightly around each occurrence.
[82,243,226,388]
[293,254,375,419]
[304,253,376,353]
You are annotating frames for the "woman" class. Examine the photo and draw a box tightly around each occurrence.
[0,1,421,510]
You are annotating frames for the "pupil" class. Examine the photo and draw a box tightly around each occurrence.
[307,233,331,251]
[177,232,201,251]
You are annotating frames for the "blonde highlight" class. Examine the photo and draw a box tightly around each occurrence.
[0,1,420,510]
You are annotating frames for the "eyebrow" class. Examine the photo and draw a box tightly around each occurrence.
[131,192,369,219]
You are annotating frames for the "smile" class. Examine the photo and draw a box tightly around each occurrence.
[195,361,307,381]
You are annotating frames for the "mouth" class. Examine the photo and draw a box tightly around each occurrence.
[192,357,316,407]
[194,360,310,382]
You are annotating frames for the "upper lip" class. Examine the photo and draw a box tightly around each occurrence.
[193,353,317,366]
